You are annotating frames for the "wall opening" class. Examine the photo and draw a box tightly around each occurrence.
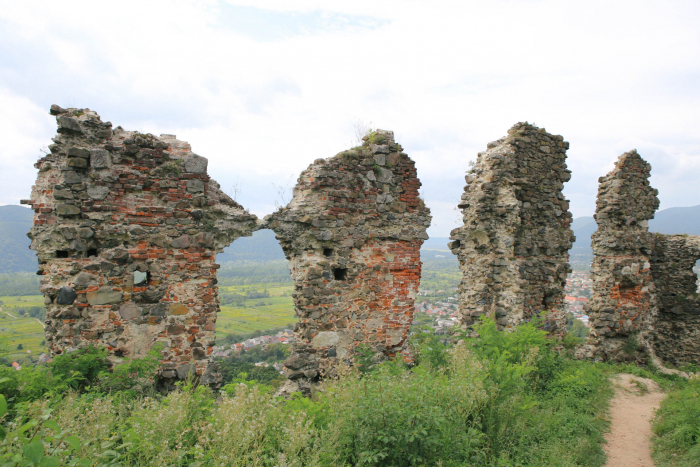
[333,268,348,280]
[323,248,334,257]
[87,248,97,257]
[56,250,69,258]
[134,271,148,286]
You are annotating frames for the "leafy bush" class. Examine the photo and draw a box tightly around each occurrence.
[0,321,617,466]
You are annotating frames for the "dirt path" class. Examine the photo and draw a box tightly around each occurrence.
[604,374,665,467]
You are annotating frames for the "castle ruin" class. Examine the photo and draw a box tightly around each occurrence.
[23,107,700,385]
[581,150,700,365]
[24,107,429,389]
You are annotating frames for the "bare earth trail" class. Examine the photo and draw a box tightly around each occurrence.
[604,374,665,467]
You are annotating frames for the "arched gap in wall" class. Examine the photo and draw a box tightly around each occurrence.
[214,229,296,352]
[414,236,459,326]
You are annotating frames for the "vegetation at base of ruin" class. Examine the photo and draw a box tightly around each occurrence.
[216,343,290,393]
[565,312,589,340]
[0,318,619,467]
[651,377,700,467]
[621,332,639,355]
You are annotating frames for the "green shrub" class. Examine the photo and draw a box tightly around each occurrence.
[0,321,616,467]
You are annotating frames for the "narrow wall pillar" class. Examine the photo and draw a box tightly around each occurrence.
[579,150,659,362]
[449,123,574,332]
[265,130,431,395]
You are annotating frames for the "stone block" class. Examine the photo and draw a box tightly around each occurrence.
[56,204,81,216]
[90,149,111,169]
[119,302,142,320]
[56,286,77,305]
[184,153,208,174]
[86,287,123,306]
[58,116,82,133]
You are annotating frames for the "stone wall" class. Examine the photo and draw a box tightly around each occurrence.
[23,106,258,387]
[448,123,574,332]
[649,234,700,365]
[579,150,659,362]
[265,130,431,395]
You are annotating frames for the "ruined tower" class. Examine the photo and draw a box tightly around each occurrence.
[579,150,659,362]
[449,123,574,332]
[265,130,431,395]
[23,106,257,387]
[649,235,700,365]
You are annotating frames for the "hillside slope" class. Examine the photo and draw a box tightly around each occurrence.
[0,205,35,273]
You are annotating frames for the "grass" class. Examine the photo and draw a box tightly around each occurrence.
[0,295,46,362]
[217,283,296,337]
[651,377,700,466]
[0,319,615,466]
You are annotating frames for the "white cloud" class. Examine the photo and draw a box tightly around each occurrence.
[0,88,53,205]
[1,0,699,235]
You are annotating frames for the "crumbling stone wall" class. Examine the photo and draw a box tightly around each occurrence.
[23,105,257,387]
[448,123,574,332]
[649,234,700,365]
[579,150,660,362]
[265,130,431,394]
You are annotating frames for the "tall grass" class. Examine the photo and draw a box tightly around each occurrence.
[652,377,700,467]
[0,319,613,466]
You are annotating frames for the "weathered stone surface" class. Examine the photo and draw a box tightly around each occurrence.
[87,186,109,200]
[90,149,111,168]
[449,123,573,333]
[86,287,123,305]
[649,235,700,365]
[27,106,258,389]
[67,147,90,158]
[579,150,659,362]
[169,303,189,315]
[56,204,81,216]
[56,286,77,305]
[266,130,431,395]
[170,235,190,249]
[58,116,82,133]
[184,153,208,174]
[119,302,142,320]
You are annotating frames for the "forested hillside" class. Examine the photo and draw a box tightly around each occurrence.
[0,206,34,273]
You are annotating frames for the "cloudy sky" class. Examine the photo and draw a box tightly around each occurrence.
[1,0,699,237]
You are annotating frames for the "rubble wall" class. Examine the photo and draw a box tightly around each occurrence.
[448,123,574,332]
[265,130,431,394]
[649,234,700,365]
[24,105,258,387]
[580,150,659,362]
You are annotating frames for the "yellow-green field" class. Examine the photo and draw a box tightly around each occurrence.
[217,283,296,337]
[0,295,47,362]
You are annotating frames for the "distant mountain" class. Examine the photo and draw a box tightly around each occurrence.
[218,229,286,263]
[0,205,35,273]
